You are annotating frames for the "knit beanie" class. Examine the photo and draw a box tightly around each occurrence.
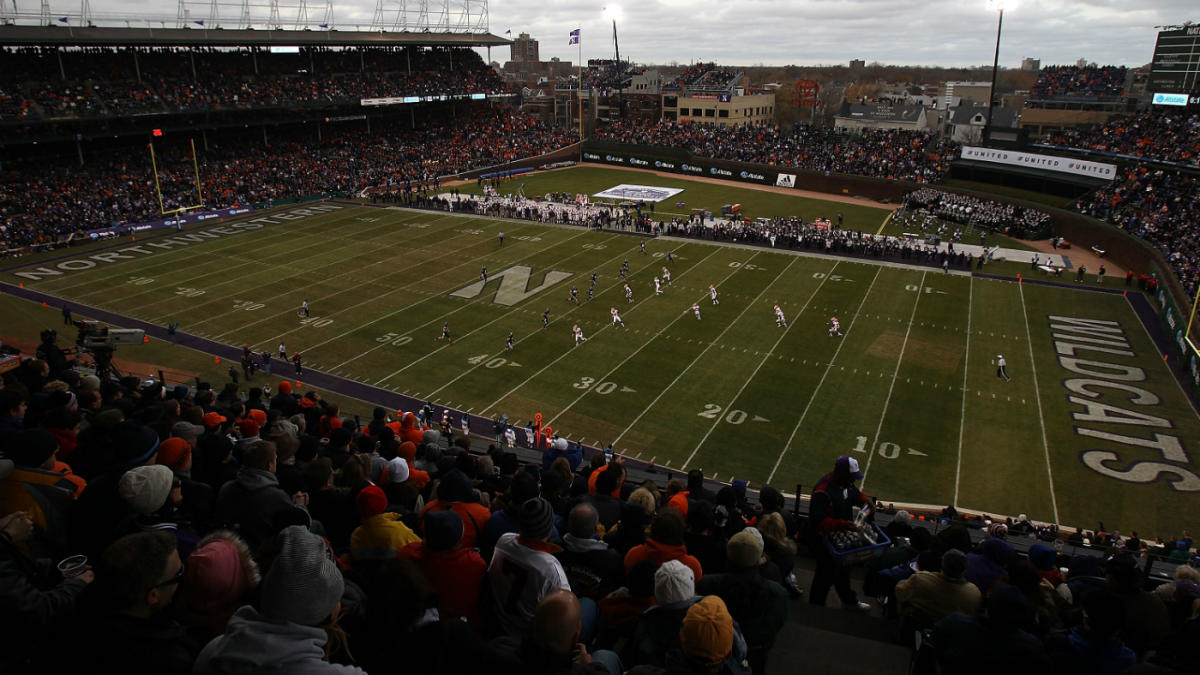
[156,437,192,472]
[1027,544,1057,571]
[679,595,735,664]
[942,549,969,580]
[6,428,59,467]
[260,525,343,626]
[518,496,555,540]
[727,528,764,569]
[654,559,696,605]
[181,538,248,612]
[424,510,464,552]
[118,465,174,516]
[277,381,292,394]
[397,441,417,462]
[355,485,388,518]
[388,457,410,483]
[114,420,161,466]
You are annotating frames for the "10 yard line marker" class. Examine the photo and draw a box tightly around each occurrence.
[1019,281,1060,525]
[861,270,927,490]
[953,277,973,507]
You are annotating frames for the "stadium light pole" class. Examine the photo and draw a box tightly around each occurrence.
[984,0,1006,146]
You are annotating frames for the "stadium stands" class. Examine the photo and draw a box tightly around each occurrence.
[1028,64,1127,102]
[1039,111,1200,167]
[0,46,508,120]
[0,106,577,251]
[594,119,958,183]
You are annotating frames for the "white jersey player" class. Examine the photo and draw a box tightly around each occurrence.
[299,299,310,318]
[624,283,634,303]
[654,277,663,295]
[662,267,672,286]
[692,303,702,320]
[503,425,517,448]
[610,307,625,328]
[709,285,719,305]
[774,304,787,328]
[573,324,587,346]
[829,316,843,337]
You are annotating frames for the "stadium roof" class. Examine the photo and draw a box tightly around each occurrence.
[0,25,511,48]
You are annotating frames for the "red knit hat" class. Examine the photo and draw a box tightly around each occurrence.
[277,381,292,394]
[397,441,417,463]
[156,437,192,471]
[356,485,388,518]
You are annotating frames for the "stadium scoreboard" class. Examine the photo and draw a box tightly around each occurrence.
[1150,25,1200,96]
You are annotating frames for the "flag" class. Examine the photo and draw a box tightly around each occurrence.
[319,23,329,28]
[505,29,511,35]
[568,28,580,45]
[193,20,204,26]
[57,16,68,23]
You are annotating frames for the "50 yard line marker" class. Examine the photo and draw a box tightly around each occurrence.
[861,270,926,490]
[766,265,882,485]
[1019,281,1060,525]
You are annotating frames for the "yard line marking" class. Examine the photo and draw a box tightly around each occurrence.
[319,228,608,374]
[678,256,809,469]
[767,266,881,484]
[224,215,545,343]
[419,240,702,397]
[861,271,927,491]
[953,276,974,507]
[536,247,733,429]
[1019,281,1060,525]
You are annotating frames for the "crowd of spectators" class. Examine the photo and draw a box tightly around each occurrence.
[594,119,958,183]
[1039,111,1200,167]
[1074,164,1200,297]
[0,46,508,121]
[670,63,741,92]
[903,187,1054,239]
[0,105,577,252]
[423,193,978,273]
[2,348,1198,674]
[1029,64,1127,101]
[0,349,814,674]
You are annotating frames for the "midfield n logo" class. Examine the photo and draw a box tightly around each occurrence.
[449,265,573,306]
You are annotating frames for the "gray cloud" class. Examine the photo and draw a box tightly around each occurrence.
[73,0,1197,67]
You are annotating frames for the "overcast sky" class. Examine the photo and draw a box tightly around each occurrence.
[71,1,1197,68]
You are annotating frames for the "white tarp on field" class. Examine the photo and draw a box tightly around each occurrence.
[593,184,684,202]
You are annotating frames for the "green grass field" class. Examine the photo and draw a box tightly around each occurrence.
[4,168,1199,537]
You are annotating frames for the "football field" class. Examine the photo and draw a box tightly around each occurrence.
[5,193,1199,537]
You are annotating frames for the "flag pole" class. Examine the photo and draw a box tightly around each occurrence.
[577,31,583,143]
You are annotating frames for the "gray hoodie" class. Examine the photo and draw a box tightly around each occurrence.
[194,605,364,674]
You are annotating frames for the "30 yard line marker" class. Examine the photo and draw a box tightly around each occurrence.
[1019,281,1060,525]
[953,276,973,507]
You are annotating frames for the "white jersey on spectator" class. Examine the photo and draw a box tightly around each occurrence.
[487,532,570,637]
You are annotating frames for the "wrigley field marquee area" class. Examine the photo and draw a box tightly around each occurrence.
[6,167,1199,537]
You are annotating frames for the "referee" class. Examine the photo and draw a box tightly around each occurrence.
[996,354,1011,382]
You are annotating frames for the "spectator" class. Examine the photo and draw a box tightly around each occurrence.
[895,548,982,630]
[175,530,260,640]
[556,501,625,600]
[422,468,490,552]
[625,508,704,582]
[214,440,308,550]
[1046,588,1136,675]
[397,509,486,628]
[488,496,571,637]
[0,504,94,671]
[349,484,420,563]
[192,525,363,673]
[696,529,789,675]
[933,584,1051,672]
[69,531,199,674]
[628,595,751,675]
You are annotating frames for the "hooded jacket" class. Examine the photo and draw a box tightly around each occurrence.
[215,467,305,550]
[194,605,365,674]
[623,538,703,583]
